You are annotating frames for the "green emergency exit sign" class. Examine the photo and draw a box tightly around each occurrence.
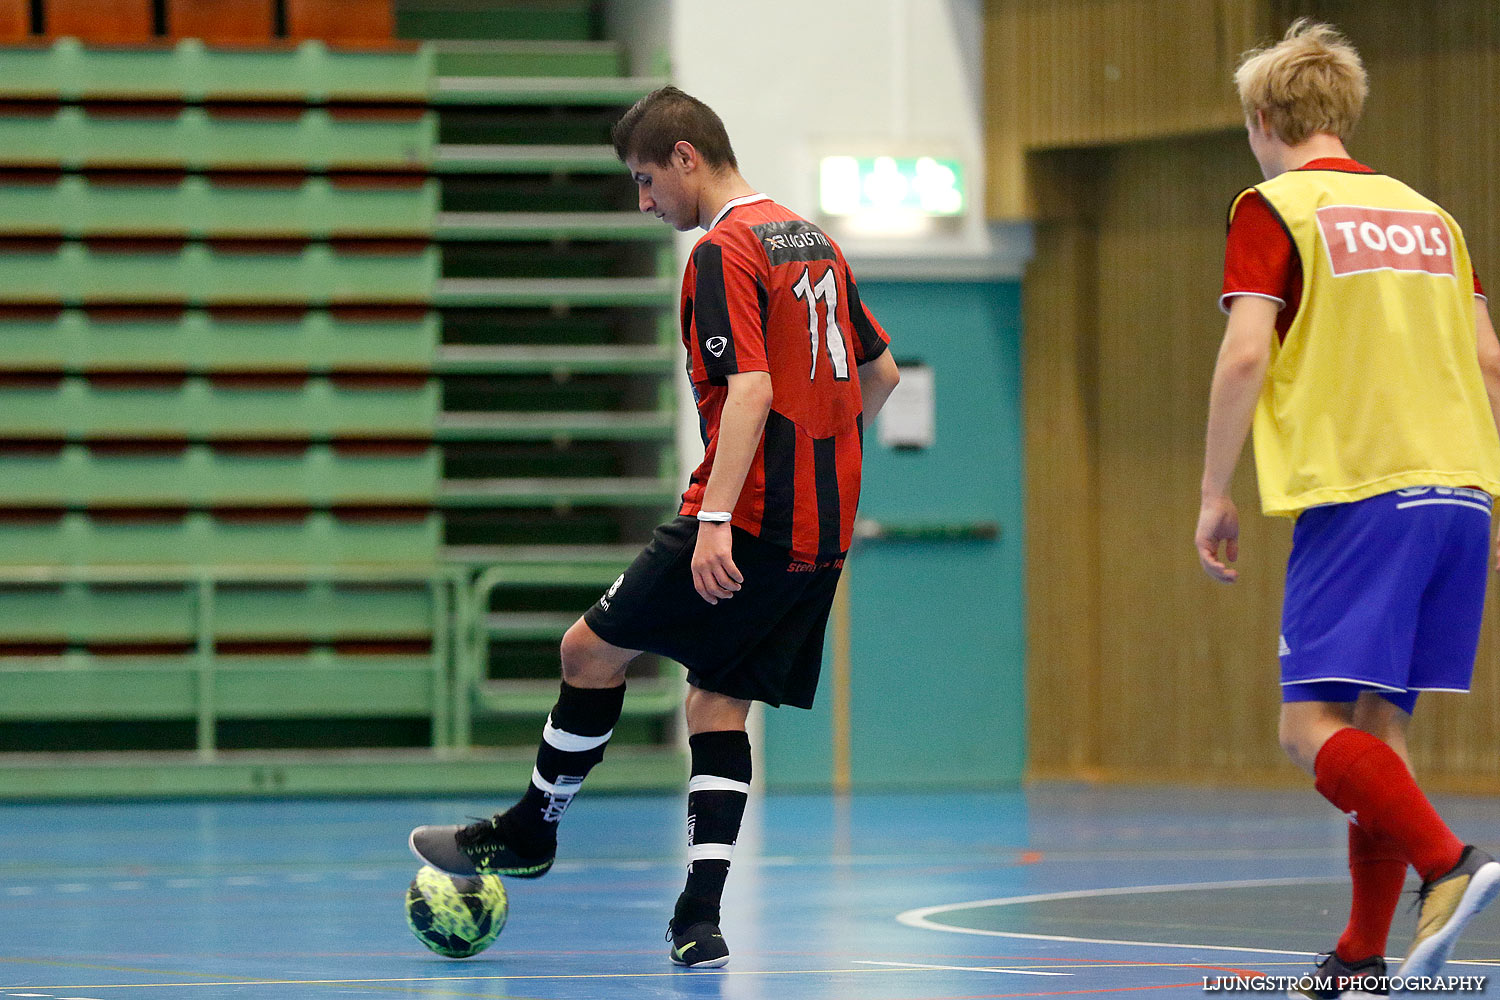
[819,156,964,217]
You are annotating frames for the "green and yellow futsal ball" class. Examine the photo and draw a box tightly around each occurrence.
[405,864,508,958]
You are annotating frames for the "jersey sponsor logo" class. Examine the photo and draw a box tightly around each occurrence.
[751,219,838,266]
[705,335,728,358]
[787,556,844,572]
[1315,205,1457,278]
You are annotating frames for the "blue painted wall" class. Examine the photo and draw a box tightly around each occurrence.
[762,279,1027,790]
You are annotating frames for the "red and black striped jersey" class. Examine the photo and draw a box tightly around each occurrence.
[678,194,890,561]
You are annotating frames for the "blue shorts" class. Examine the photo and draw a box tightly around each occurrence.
[1280,486,1492,714]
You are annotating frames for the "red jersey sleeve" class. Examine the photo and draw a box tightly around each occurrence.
[1475,266,1487,300]
[688,236,769,384]
[1221,188,1296,314]
[843,273,890,364]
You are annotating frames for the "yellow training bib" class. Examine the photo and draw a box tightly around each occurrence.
[1233,169,1500,515]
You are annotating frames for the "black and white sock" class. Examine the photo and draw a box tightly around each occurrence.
[501,681,624,852]
[675,730,752,929]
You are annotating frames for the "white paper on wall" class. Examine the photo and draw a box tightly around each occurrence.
[877,363,934,449]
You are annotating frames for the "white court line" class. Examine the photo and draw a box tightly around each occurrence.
[896,876,1500,966]
[856,960,1068,977]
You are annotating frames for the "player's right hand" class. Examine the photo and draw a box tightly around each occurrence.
[1195,495,1240,583]
[691,522,744,605]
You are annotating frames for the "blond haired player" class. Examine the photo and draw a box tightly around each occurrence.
[1195,19,1500,997]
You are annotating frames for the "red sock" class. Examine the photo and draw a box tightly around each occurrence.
[1335,821,1405,964]
[1313,728,1463,882]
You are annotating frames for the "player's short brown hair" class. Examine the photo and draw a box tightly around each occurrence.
[611,85,738,171]
[1234,18,1367,145]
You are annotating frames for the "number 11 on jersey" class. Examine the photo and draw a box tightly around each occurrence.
[792,265,850,382]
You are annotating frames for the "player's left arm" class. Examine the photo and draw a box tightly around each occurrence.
[692,371,773,605]
[1473,296,1500,570]
[1196,294,1278,583]
[857,351,900,419]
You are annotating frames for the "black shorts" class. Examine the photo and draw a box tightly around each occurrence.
[582,516,842,709]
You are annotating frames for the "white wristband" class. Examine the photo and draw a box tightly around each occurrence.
[696,510,733,523]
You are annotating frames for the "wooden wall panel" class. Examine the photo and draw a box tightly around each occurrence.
[984,0,1268,218]
[1018,0,1500,788]
[1090,132,1296,783]
[1023,204,1102,775]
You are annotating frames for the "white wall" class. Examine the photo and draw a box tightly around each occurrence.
[668,0,1027,279]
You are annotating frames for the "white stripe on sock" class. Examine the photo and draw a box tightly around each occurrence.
[543,715,612,752]
[688,843,735,863]
[688,775,751,795]
[531,767,584,797]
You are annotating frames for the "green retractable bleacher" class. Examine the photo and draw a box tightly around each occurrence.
[0,0,689,795]
[399,1,685,758]
[0,26,454,796]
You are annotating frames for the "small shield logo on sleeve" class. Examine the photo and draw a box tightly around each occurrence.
[705,336,728,358]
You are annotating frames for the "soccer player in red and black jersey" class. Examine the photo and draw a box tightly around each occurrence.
[411,86,901,968]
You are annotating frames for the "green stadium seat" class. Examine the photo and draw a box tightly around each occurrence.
[0,308,438,374]
[433,143,621,174]
[432,343,674,376]
[0,443,439,507]
[437,476,680,508]
[430,40,621,78]
[0,580,433,643]
[396,0,595,42]
[434,410,672,441]
[214,583,433,641]
[439,541,637,568]
[434,276,674,309]
[0,106,436,171]
[470,675,680,718]
[0,375,438,440]
[0,22,466,783]
[0,510,441,565]
[0,173,438,239]
[0,649,438,721]
[0,241,437,307]
[482,610,574,642]
[0,39,431,103]
[432,75,664,106]
[0,582,197,643]
[436,210,663,242]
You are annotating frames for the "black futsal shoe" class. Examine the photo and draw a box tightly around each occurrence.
[667,919,730,968]
[409,814,555,879]
[1287,951,1387,999]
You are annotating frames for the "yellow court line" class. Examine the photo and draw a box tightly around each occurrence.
[0,957,247,981]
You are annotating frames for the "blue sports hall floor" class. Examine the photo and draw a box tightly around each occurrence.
[0,785,1495,998]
